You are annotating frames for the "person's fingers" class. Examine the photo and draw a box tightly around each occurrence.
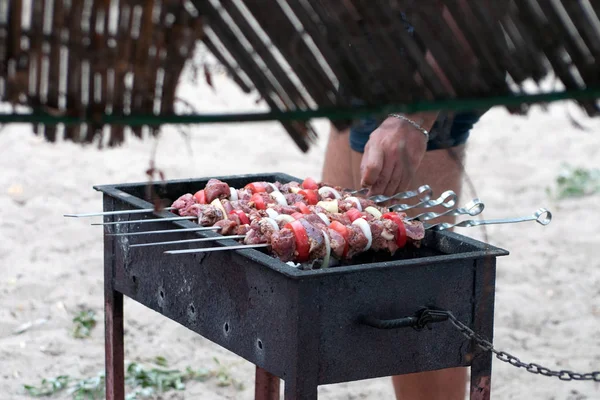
[383,161,405,196]
[360,145,384,188]
[369,149,395,196]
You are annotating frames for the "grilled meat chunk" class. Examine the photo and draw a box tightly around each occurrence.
[214,219,238,236]
[186,204,223,226]
[270,228,296,261]
[205,179,230,203]
[172,194,195,215]
[346,225,368,258]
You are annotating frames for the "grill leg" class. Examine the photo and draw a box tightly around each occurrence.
[469,353,492,400]
[255,366,280,400]
[105,284,125,399]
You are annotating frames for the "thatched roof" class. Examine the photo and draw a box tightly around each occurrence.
[1,1,600,152]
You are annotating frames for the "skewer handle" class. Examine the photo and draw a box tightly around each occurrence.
[426,208,552,231]
[363,185,433,204]
[390,190,457,212]
[406,199,484,221]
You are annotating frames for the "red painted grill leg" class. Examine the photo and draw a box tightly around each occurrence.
[255,367,281,400]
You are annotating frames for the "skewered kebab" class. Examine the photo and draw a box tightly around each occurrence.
[134,205,424,268]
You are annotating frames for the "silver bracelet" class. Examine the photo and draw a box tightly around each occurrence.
[388,113,429,141]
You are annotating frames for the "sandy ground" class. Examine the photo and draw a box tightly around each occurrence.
[1,59,600,400]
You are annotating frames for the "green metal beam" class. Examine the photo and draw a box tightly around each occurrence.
[0,87,598,126]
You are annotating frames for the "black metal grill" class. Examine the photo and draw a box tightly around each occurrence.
[96,173,508,400]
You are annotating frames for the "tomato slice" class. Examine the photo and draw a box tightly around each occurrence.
[251,193,266,210]
[291,212,304,220]
[329,220,350,258]
[383,212,407,248]
[294,202,311,214]
[193,190,207,204]
[299,189,318,205]
[302,177,318,190]
[345,208,363,222]
[229,209,250,225]
[285,220,310,262]
[245,182,267,194]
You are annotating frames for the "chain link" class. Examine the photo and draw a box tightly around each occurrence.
[438,310,600,382]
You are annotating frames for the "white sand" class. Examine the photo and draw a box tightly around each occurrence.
[1,60,599,400]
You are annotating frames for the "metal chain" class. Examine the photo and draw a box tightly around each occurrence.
[439,310,600,382]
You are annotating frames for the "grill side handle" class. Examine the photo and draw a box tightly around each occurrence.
[360,308,449,331]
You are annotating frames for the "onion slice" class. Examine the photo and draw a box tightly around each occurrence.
[262,217,280,232]
[352,218,372,252]
[318,186,342,199]
[345,196,362,211]
[210,199,228,220]
[317,212,331,226]
[381,230,395,241]
[276,214,295,224]
[270,190,287,206]
[316,199,338,214]
[266,208,279,219]
[229,187,238,201]
[267,182,279,193]
[321,229,331,269]
[364,206,382,219]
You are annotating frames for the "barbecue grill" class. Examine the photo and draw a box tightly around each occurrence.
[96,172,509,400]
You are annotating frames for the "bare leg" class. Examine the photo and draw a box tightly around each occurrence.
[322,125,468,400]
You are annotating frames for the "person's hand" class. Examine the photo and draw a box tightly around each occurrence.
[360,113,437,196]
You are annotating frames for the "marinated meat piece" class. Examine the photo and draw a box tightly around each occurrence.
[236,188,253,201]
[358,198,377,210]
[272,181,283,191]
[186,204,223,226]
[404,219,425,241]
[328,213,351,226]
[346,225,368,258]
[205,179,230,203]
[327,228,345,259]
[299,219,327,259]
[228,213,241,226]
[235,224,250,236]
[230,200,252,213]
[251,192,276,208]
[303,214,327,230]
[258,219,279,241]
[222,200,234,214]
[172,194,195,214]
[369,220,399,254]
[249,210,268,223]
[280,181,300,193]
[284,193,305,204]
[214,219,238,236]
[244,228,266,245]
[337,199,356,213]
[271,204,299,215]
[368,220,385,250]
[270,228,296,262]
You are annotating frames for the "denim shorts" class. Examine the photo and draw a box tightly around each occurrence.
[349,110,485,153]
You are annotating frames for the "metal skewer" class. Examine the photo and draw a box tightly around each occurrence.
[390,190,457,211]
[92,216,197,226]
[425,208,552,231]
[165,243,270,255]
[65,207,175,218]
[405,199,484,221]
[129,235,246,248]
[107,226,220,237]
